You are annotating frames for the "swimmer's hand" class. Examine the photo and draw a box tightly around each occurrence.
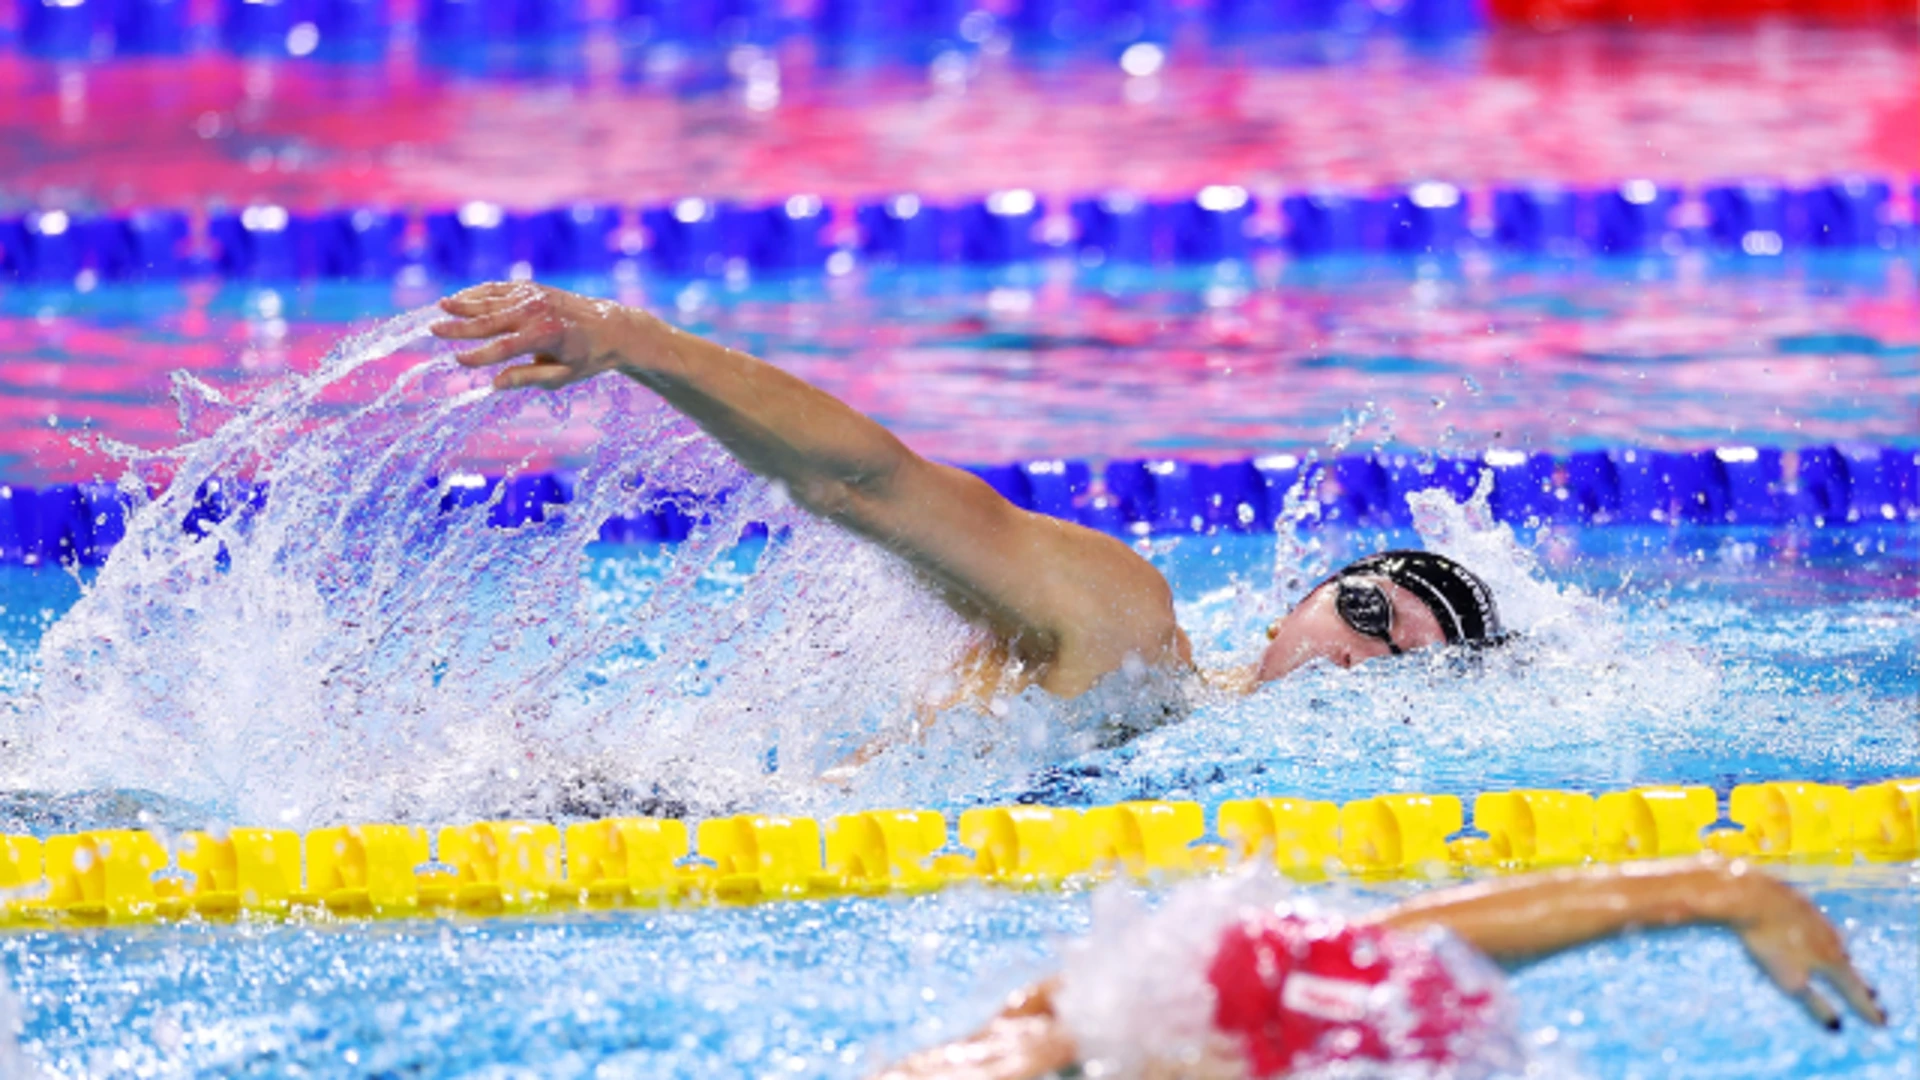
[817,729,912,791]
[1377,857,1886,1034]
[433,282,653,391]
[1716,862,1887,1032]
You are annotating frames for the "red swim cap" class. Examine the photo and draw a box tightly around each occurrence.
[1207,912,1501,1077]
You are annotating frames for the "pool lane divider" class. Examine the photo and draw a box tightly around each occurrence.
[3,174,1914,286]
[2,779,1915,929]
[3,442,1914,569]
[12,0,1894,65]
[17,0,1487,63]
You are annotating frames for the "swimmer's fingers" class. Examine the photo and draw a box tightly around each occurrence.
[434,284,564,345]
[1745,926,1882,1032]
[433,310,525,342]
[1795,984,1845,1032]
[493,360,578,392]
[1730,871,1887,1031]
[1775,902,1887,1028]
[449,328,559,370]
[433,299,553,346]
[1747,943,1833,1029]
[438,282,538,319]
[1818,954,1887,1027]
[433,283,632,392]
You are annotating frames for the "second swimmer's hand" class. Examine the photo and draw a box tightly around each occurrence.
[1717,862,1887,1031]
[432,282,652,391]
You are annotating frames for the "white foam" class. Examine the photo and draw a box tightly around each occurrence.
[1,309,972,826]
[1054,872,1294,1077]
[1405,474,1614,655]
[1054,870,1540,1080]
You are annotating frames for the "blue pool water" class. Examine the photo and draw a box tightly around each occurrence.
[0,520,1915,1077]
[0,261,1914,1078]
[0,867,1914,1078]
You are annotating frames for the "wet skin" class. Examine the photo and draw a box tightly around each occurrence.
[1250,575,1449,684]
[430,282,1454,701]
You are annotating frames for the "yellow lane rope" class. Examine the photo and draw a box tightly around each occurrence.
[2,779,1913,928]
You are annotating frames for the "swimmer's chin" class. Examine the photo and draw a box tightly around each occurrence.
[1199,654,1356,695]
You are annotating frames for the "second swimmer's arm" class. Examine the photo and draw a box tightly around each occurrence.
[870,980,1076,1080]
[869,859,1884,1080]
[1368,857,1885,1029]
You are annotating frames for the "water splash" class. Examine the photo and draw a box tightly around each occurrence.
[1053,869,1559,1080]
[2,304,1626,831]
[1,309,970,828]
[1082,470,1912,809]
[3,307,1908,832]
[1406,473,1615,653]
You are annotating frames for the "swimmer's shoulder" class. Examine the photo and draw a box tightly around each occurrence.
[1023,517,1188,696]
[1029,516,1179,626]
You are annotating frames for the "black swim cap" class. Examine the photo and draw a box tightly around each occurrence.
[1336,550,1504,646]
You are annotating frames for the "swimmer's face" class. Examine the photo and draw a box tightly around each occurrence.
[1253,575,1448,684]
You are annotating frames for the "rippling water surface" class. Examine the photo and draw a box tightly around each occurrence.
[1,868,1914,1079]
[3,254,1915,482]
[3,25,1914,208]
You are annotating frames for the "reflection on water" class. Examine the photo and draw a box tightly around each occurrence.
[3,256,1915,482]
[1,27,1913,208]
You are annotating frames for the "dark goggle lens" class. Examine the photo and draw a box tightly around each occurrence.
[1335,580,1395,644]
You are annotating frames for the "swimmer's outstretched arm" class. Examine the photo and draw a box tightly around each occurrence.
[870,858,1884,1080]
[432,283,1186,697]
[872,980,1082,1080]
[1368,855,1885,1030]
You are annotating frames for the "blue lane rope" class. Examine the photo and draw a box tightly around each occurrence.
[13,0,1489,64]
[3,444,1912,568]
[2,176,1914,285]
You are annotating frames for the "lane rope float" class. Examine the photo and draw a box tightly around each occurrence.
[5,442,1915,568]
[2,778,1914,929]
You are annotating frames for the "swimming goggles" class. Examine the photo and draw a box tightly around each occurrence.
[1334,577,1403,656]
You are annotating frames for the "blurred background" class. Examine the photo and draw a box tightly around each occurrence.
[3,0,1914,228]
[2,1,1915,483]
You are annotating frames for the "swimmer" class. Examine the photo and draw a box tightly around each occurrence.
[873,857,1887,1079]
[432,283,1504,712]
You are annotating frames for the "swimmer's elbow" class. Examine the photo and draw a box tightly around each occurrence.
[789,441,913,521]
[790,467,899,525]
[789,475,859,520]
